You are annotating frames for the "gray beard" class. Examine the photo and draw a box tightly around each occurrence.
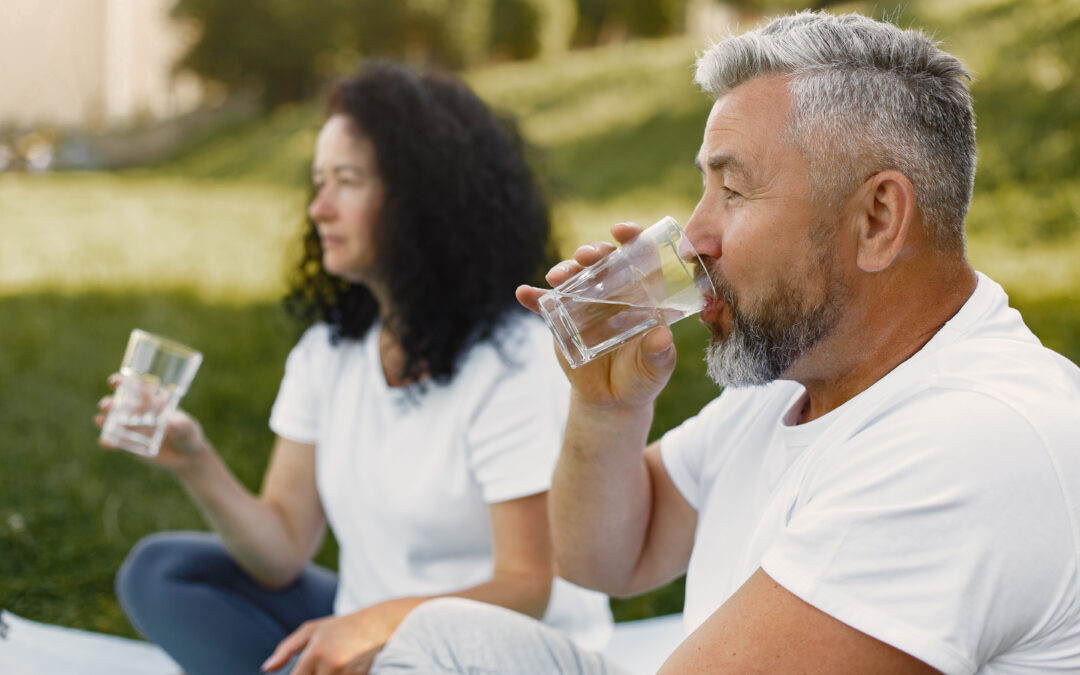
[705,271,847,388]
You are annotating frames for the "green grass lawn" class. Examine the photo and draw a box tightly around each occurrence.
[3,0,1078,637]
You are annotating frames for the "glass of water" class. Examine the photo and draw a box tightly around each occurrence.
[99,329,202,456]
[538,216,714,368]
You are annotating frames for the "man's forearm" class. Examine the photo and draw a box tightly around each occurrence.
[550,393,656,594]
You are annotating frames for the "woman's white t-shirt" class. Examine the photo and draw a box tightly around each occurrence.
[269,311,612,650]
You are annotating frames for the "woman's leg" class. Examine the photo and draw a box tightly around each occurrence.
[115,531,336,675]
[371,598,631,675]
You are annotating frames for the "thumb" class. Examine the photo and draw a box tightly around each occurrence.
[640,326,676,377]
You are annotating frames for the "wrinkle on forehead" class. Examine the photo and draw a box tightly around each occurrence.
[698,77,810,197]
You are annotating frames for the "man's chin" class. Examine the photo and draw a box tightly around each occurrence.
[705,338,777,389]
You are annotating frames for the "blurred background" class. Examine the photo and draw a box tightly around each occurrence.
[2,0,1078,638]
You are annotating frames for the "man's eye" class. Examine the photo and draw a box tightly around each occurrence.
[722,186,741,199]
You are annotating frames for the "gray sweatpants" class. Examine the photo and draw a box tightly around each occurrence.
[372,598,633,675]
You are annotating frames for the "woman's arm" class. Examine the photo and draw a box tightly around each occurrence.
[98,389,326,588]
[262,491,553,674]
[174,429,327,588]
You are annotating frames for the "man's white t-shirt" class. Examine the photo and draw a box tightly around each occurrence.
[269,311,613,650]
[661,273,1080,674]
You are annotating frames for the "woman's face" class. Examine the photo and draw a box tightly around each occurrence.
[308,114,386,284]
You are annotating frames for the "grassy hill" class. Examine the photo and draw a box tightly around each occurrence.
[2,0,1078,637]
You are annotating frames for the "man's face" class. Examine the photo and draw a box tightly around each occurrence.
[684,76,851,387]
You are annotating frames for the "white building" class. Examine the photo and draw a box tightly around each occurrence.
[0,0,205,131]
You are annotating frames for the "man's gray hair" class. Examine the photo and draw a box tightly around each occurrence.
[695,11,976,254]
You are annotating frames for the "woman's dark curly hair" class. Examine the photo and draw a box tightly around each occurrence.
[285,60,558,386]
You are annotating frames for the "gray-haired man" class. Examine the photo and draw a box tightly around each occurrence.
[368,11,1080,674]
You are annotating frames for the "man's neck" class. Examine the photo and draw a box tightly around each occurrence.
[794,259,977,424]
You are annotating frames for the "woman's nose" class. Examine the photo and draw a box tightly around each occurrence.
[308,188,334,222]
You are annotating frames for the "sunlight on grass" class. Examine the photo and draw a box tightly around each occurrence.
[0,174,306,302]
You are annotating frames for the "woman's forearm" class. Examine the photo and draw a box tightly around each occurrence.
[174,441,323,587]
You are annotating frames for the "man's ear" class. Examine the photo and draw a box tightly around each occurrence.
[852,171,917,273]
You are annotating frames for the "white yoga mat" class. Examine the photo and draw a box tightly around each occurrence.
[0,610,179,675]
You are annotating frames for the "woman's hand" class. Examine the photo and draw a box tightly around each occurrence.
[516,222,677,411]
[262,601,411,675]
[95,374,210,472]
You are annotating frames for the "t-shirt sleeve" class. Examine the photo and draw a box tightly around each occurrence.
[268,324,329,445]
[660,401,715,510]
[465,321,571,504]
[660,386,775,510]
[760,390,1074,674]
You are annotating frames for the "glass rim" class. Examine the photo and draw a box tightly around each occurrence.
[128,329,203,361]
[660,216,717,296]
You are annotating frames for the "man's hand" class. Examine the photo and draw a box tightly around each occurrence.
[516,222,678,411]
[261,603,403,675]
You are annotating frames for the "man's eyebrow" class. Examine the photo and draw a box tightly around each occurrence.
[694,153,753,182]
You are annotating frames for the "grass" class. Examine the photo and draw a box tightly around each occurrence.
[3,0,1079,637]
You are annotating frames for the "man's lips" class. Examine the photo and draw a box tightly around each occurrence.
[700,293,729,331]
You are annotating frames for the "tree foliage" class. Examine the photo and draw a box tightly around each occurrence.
[170,0,687,106]
[170,0,357,105]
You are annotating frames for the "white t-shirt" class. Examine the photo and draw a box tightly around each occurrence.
[269,311,613,650]
[661,273,1080,674]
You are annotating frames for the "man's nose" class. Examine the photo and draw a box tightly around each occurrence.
[681,203,719,262]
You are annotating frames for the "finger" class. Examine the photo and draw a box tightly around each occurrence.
[515,285,546,313]
[545,261,583,288]
[283,649,313,675]
[107,373,121,388]
[263,625,314,672]
[638,326,677,378]
[98,395,113,412]
[611,221,645,244]
[571,241,617,268]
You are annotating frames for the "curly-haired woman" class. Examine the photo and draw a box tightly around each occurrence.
[100,61,612,675]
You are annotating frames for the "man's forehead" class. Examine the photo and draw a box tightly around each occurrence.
[696,77,793,168]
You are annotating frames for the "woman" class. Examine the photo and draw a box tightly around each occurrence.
[100,61,612,675]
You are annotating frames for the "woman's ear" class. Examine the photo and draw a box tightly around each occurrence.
[853,171,917,273]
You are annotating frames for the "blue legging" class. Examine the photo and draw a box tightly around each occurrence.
[115,531,337,675]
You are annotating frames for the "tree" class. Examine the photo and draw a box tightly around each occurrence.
[170,0,355,105]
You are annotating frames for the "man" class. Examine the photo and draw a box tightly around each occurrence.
[369,11,1080,674]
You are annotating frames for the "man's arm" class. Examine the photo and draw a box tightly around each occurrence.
[551,426,697,596]
[517,222,699,597]
[660,569,939,674]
